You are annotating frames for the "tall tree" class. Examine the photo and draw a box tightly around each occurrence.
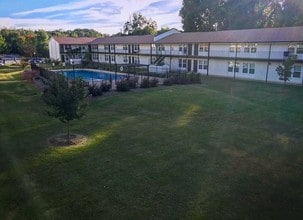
[17,31,37,57]
[42,74,88,141]
[180,0,303,32]
[123,13,158,35]
[36,30,49,57]
[278,0,303,27]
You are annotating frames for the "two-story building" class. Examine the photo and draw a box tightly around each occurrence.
[49,36,96,64]
[49,26,303,84]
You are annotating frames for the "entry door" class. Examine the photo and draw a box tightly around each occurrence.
[188,44,192,56]
[188,60,192,72]
[193,60,198,72]
[194,44,199,56]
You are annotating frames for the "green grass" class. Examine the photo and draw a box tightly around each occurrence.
[1,77,303,219]
[0,65,29,81]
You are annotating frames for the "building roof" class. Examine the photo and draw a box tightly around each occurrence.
[53,36,96,44]
[156,26,303,44]
[91,35,154,45]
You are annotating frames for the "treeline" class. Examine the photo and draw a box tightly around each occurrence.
[0,28,104,58]
[180,0,303,32]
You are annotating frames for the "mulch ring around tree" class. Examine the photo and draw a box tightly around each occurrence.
[49,133,88,147]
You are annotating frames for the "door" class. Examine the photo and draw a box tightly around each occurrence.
[194,44,199,56]
[188,44,192,56]
[193,60,198,72]
[188,59,192,72]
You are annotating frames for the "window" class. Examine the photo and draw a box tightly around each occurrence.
[288,44,296,54]
[92,45,98,51]
[229,45,240,52]
[111,55,115,62]
[251,44,257,53]
[104,45,109,51]
[179,44,187,54]
[249,63,255,74]
[133,44,140,51]
[105,55,109,62]
[134,56,140,64]
[158,45,165,51]
[198,60,208,70]
[199,44,208,52]
[243,44,257,53]
[228,61,234,72]
[243,63,248,73]
[92,53,98,60]
[235,62,240,72]
[123,56,128,63]
[179,59,187,68]
[297,44,303,54]
[123,45,128,51]
[229,45,235,52]
[110,44,115,51]
[293,65,301,78]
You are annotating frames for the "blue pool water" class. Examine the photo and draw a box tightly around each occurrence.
[62,70,125,81]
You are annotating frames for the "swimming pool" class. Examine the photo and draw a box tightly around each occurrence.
[62,70,125,81]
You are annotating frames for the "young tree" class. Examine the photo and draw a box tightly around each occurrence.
[276,56,296,84]
[42,74,88,142]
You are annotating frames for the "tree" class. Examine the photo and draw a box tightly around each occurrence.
[123,13,157,35]
[17,31,37,57]
[179,0,303,32]
[276,56,295,84]
[42,74,88,141]
[35,30,49,57]
[0,34,7,54]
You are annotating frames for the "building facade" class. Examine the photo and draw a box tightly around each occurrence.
[49,26,303,84]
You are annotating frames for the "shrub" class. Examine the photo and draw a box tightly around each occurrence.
[116,80,130,91]
[149,78,159,87]
[140,78,150,88]
[88,84,103,96]
[163,78,173,86]
[101,83,111,92]
[22,70,39,82]
[127,77,138,89]
[187,72,202,84]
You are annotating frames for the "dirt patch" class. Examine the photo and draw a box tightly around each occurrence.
[49,133,88,147]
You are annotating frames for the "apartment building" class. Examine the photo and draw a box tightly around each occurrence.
[49,36,96,63]
[49,26,303,84]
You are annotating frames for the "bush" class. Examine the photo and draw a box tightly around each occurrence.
[22,70,39,82]
[116,80,130,92]
[163,78,173,86]
[187,72,202,84]
[149,78,159,87]
[88,84,103,96]
[140,78,150,88]
[101,83,111,92]
[127,77,138,89]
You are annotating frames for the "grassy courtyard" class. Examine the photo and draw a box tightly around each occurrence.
[1,75,303,219]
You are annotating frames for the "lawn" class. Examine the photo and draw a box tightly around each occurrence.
[0,65,29,81]
[1,76,303,219]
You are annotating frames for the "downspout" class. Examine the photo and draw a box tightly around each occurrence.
[207,43,210,76]
[265,43,272,83]
[233,44,238,80]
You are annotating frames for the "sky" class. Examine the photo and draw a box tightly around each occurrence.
[0,0,183,35]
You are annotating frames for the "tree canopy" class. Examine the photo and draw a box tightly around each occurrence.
[180,0,303,32]
[123,13,158,35]
[0,28,104,57]
[42,74,88,140]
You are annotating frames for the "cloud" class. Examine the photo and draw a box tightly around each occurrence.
[3,0,183,34]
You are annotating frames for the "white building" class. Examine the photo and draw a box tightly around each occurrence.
[49,26,303,84]
[49,36,96,63]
